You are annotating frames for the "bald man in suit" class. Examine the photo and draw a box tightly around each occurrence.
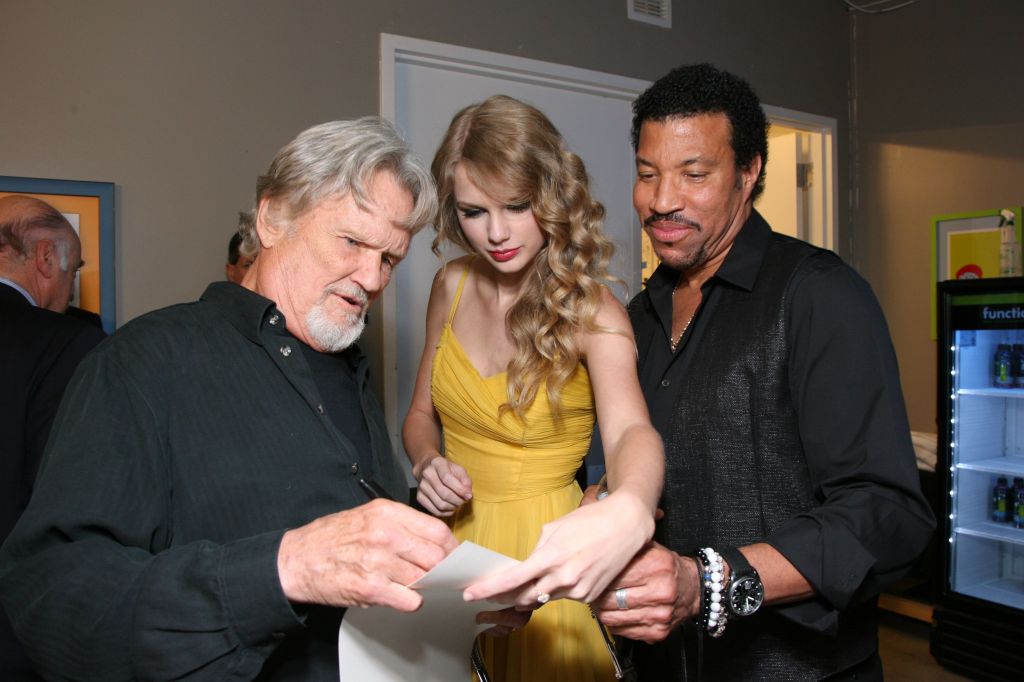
[0,195,105,680]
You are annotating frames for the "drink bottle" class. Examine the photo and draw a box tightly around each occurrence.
[1012,477,1024,529]
[994,344,1013,388]
[993,476,1009,523]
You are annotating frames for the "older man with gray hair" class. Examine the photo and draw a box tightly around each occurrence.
[0,195,82,314]
[0,119,507,680]
[0,195,105,681]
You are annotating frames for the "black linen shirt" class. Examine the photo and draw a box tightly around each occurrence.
[634,213,934,638]
[0,282,407,681]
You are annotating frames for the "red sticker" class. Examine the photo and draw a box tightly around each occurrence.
[955,264,983,279]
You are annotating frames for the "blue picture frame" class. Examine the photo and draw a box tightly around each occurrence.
[0,175,116,332]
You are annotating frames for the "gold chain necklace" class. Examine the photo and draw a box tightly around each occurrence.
[669,314,694,353]
[669,281,694,353]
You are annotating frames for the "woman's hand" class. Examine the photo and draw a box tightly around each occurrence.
[463,491,654,605]
[415,455,473,517]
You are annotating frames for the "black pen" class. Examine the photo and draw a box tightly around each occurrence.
[353,463,491,682]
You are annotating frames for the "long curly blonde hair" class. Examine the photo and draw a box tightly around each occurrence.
[431,95,618,417]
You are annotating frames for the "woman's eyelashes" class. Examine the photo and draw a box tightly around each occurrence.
[458,202,531,219]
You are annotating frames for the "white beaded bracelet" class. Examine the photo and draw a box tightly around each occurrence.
[696,547,728,638]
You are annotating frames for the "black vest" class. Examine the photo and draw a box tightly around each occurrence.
[632,234,874,680]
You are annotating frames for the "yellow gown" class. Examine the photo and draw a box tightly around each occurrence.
[431,264,616,682]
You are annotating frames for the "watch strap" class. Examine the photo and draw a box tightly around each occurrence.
[720,547,755,580]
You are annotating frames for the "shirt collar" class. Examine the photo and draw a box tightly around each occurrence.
[199,281,369,374]
[200,281,278,343]
[0,277,37,306]
[713,208,772,292]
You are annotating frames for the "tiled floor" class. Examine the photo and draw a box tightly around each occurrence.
[878,609,970,681]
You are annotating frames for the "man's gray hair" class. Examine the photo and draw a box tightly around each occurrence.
[0,196,74,271]
[242,117,437,255]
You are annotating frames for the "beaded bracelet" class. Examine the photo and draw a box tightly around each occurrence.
[695,547,728,638]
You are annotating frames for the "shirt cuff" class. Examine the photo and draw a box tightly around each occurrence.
[765,516,877,611]
[220,530,304,647]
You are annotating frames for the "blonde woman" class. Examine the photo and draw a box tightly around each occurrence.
[403,95,664,681]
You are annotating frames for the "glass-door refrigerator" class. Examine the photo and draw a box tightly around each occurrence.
[933,277,1024,680]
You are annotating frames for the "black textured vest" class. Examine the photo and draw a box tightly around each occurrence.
[660,234,819,557]
[638,234,847,681]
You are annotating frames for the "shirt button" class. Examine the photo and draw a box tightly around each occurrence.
[660,379,671,388]
[279,345,292,357]
[317,404,325,415]
[269,313,280,326]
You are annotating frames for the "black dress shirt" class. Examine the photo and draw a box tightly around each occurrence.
[630,212,934,678]
[0,282,407,681]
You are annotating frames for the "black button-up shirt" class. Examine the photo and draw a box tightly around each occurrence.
[632,212,934,639]
[0,282,406,680]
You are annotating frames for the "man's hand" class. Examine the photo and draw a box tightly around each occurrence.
[276,499,458,612]
[593,542,701,643]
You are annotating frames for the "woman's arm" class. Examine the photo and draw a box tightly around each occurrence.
[586,287,664,518]
[401,264,473,517]
[465,288,664,605]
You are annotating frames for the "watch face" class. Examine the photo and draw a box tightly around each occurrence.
[729,576,764,616]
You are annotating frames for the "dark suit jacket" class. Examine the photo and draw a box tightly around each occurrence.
[0,281,105,680]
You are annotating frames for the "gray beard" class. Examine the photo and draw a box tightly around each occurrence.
[305,286,367,352]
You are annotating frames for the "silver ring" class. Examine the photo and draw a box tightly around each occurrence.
[615,587,628,610]
[536,592,551,605]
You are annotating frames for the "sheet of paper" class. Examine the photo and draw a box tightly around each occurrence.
[338,541,518,681]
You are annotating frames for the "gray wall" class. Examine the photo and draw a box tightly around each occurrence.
[11,2,1012,440]
[852,0,1024,432]
[2,0,851,326]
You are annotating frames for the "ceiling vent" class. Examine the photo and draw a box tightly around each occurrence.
[628,0,671,28]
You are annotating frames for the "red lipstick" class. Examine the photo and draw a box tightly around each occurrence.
[489,248,520,262]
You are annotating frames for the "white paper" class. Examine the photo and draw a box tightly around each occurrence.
[338,541,518,681]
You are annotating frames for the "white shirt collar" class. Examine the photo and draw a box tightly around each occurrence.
[0,278,38,306]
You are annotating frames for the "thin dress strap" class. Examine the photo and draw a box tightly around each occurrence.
[446,261,473,326]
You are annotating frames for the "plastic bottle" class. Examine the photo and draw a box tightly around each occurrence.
[1015,344,1024,388]
[994,344,1013,388]
[993,476,1009,523]
[1013,477,1024,529]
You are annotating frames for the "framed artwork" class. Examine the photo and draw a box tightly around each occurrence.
[0,175,116,332]
[930,207,1023,338]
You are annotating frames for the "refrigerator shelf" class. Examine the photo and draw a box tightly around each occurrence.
[955,521,1024,546]
[957,454,1024,476]
[959,387,1024,398]
[954,576,1024,611]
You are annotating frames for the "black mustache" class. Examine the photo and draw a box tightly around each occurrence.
[644,212,701,230]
